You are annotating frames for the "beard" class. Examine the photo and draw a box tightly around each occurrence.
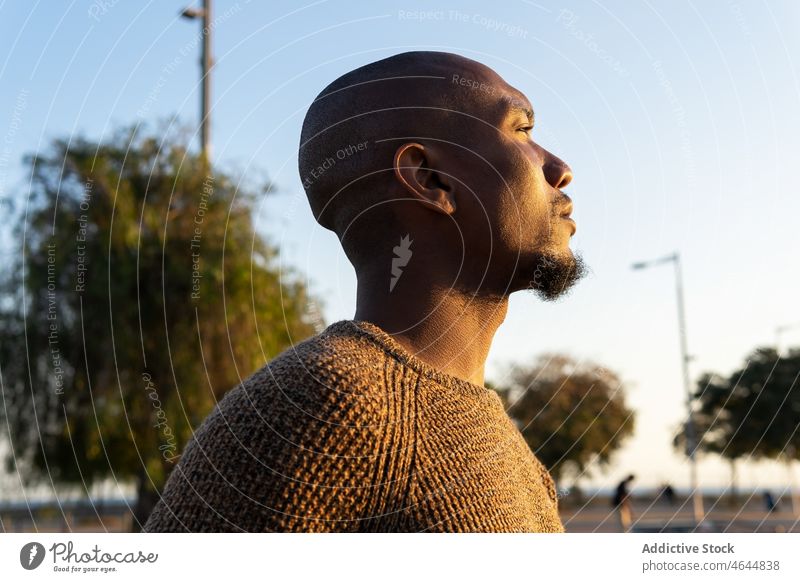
[525,248,587,301]
[522,197,588,300]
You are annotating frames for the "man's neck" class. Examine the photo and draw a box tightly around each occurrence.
[354,278,508,386]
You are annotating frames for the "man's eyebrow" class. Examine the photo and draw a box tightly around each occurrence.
[505,103,535,125]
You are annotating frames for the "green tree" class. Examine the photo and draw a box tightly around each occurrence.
[673,371,751,501]
[681,347,800,496]
[0,124,320,529]
[496,354,635,483]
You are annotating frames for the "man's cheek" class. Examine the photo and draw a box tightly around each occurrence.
[501,208,539,253]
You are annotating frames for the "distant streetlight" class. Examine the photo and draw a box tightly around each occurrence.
[784,445,799,518]
[775,322,799,517]
[775,322,800,517]
[632,252,705,525]
[180,0,212,158]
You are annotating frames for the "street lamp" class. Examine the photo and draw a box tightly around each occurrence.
[774,324,800,517]
[180,0,212,158]
[632,251,705,525]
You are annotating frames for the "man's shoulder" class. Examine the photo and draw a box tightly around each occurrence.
[145,322,408,532]
[178,322,394,479]
[218,321,392,427]
[268,321,384,383]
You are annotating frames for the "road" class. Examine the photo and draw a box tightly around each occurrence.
[561,496,800,533]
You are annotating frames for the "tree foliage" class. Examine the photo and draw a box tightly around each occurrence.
[0,125,319,525]
[684,347,800,462]
[496,354,635,482]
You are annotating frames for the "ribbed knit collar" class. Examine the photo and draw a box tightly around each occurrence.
[325,320,498,399]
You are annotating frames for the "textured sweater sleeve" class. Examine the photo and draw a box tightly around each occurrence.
[143,365,394,532]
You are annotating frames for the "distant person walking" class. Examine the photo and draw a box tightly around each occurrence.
[660,483,676,506]
[764,491,778,512]
[613,474,636,532]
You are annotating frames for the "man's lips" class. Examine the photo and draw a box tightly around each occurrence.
[561,215,577,235]
[558,199,576,235]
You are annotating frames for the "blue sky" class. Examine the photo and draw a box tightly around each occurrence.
[2,0,799,491]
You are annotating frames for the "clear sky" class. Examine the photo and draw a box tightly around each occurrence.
[1,0,799,492]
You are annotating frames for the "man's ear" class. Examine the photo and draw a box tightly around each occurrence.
[393,143,456,215]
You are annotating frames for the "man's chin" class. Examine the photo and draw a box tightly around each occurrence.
[522,249,587,301]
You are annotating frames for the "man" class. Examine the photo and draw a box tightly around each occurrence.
[145,51,584,533]
[613,474,636,532]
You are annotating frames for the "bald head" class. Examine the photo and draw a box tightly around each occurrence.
[298,51,506,236]
[298,51,580,299]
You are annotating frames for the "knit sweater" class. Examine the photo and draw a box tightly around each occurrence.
[144,320,564,532]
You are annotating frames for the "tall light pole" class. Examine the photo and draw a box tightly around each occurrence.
[632,252,704,525]
[775,324,800,516]
[180,0,212,158]
[784,445,799,518]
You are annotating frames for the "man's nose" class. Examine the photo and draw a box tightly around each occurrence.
[542,150,573,190]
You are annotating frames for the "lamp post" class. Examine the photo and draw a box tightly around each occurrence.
[632,252,704,525]
[180,0,212,158]
[784,445,799,518]
[775,324,800,516]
